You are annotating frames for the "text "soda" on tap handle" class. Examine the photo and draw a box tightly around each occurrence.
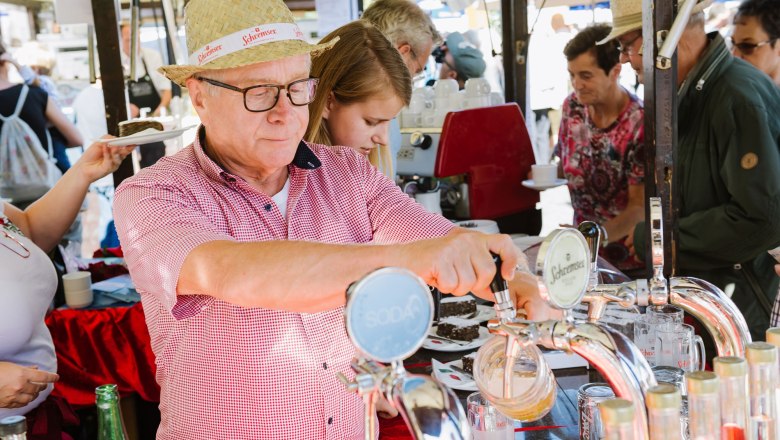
[490,253,516,323]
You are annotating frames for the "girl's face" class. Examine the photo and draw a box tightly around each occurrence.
[322,92,404,156]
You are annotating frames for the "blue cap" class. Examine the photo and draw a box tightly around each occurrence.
[445,32,486,80]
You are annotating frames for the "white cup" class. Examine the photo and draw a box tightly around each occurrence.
[62,271,93,309]
[464,77,491,97]
[415,190,442,215]
[434,78,458,97]
[531,164,558,184]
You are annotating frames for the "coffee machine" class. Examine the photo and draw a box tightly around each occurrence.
[397,103,541,234]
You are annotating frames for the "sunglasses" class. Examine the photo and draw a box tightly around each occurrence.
[730,37,777,55]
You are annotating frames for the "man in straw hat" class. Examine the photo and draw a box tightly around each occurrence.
[113,0,552,437]
[601,0,780,340]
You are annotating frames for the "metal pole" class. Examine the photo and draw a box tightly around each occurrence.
[91,0,134,187]
[642,0,679,277]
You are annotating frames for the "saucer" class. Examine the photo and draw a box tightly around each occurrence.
[521,178,568,191]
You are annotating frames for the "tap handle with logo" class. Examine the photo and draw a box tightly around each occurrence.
[490,253,516,322]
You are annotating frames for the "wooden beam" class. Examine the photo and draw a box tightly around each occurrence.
[501,0,528,111]
[91,0,134,187]
[643,0,679,276]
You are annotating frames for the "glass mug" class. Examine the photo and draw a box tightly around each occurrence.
[467,392,515,440]
[647,304,684,324]
[474,336,556,422]
[655,323,705,372]
[578,383,615,440]
[633,313,674,365]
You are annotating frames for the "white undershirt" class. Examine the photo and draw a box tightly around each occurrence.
[271,177,290,219]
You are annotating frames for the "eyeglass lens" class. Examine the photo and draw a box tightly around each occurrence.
[730,38,775,55]
[245,78,318,112]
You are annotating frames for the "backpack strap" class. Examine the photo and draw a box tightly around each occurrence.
[0,85,30,122]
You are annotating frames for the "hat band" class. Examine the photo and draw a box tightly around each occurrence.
[613,11,642,30]
[189,22,306,66]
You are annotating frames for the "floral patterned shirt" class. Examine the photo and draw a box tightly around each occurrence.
[554,90,645,225]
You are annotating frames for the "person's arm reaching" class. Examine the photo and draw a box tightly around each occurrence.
[4,140,134,252]
[177,227,521,313]
[45,97,83,147]
[603,183,644,242]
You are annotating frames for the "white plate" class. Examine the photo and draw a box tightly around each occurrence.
[104,125,197,146]
[432,358,477,391]
[440,304,496,323]
[423,326,490,352]
[521,178,568,191]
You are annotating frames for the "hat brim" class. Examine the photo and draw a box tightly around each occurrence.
[597,0,713,45]
[159,38,338,87]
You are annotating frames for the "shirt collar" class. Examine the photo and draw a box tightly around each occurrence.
[192,125,322,183]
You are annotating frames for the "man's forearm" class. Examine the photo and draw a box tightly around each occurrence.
[178,240,406,312]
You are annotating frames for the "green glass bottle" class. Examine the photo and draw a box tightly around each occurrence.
[95,384,129,440]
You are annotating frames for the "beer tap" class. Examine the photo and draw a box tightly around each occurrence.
[477,229,655,439]
[339,267,470,439]
[577,198,751,356]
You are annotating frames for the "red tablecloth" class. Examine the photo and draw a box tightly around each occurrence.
[44,303,159,407]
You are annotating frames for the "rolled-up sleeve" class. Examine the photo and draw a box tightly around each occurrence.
[114,175,234,318]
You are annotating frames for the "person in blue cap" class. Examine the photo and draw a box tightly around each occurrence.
[435,32,487,90]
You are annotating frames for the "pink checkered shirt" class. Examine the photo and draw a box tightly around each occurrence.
[113,128,454,440]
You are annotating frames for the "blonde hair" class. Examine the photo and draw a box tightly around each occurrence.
[362,0,442,55]
[306,21,411,177]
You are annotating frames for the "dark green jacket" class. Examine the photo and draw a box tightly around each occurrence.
[634,33,780,340]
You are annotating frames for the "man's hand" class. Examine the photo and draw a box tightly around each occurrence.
[0,362,58,409]
[508,271,563,321]
[403,229,519,296]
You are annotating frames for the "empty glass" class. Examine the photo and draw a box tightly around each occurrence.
[467,392,515,440]
[633,313,674,365]
[656,323,705,372]
[578,383,615,440]
[647,304,684,324]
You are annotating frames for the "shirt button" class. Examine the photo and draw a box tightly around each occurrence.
[264,204,272,211]
[327,417,333,425]
[322,362,328,370]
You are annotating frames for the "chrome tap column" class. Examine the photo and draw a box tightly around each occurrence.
[340,268,470,440]
[579,197,751,357]
[478,229,654,439]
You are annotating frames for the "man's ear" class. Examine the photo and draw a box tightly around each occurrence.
[445,69,458,80]
[397,43,412,57]
[186,77,208,121]
[321,92,335,119]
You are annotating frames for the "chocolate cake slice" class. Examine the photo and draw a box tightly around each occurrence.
[440,296,477,318]
[119,119,164,137]
[437,317,480,342]
[462,352,477,374]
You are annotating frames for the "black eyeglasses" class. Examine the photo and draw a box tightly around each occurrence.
[730,37,777,55]
[432,46,457,74]
[618,33,643,56]
[196,77,319,112]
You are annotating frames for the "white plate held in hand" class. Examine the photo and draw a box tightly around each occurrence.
[104,125,198,146]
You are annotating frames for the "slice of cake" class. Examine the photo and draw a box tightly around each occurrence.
[437,317,480,342]
[119,119,164,137]
[440,296,477,318]
[462,352,477,374]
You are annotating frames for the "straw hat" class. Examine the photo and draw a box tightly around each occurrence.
[598,0,713,44]
[159,0,337,87]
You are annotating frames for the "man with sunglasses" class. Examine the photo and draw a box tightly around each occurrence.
[732,0,780,87]
[112,0,552,437]
[433,32,487,90]
[601,0,780,340]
